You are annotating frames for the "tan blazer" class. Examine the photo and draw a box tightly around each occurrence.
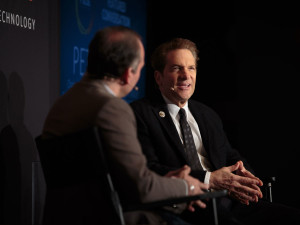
[42,75,187,224]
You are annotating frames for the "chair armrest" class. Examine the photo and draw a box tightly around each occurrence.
[261,176,276,203]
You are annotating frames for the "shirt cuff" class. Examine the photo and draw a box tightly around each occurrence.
[181,179,189,195]
[204,171,211,184]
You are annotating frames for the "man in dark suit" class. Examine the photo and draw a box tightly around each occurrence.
[41,27,209,225]
[130,37,300,225]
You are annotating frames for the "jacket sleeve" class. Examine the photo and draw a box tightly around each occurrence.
[96,98,187,205]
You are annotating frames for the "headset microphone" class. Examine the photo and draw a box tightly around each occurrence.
[170,86,176,91]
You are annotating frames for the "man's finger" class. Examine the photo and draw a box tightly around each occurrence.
[228,162,240,173]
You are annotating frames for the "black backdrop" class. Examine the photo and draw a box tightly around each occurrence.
[146,0,300,208]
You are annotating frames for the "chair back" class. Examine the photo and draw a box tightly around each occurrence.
[35,126,125,225]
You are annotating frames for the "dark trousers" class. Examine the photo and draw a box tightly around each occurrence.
[180,197,300,225]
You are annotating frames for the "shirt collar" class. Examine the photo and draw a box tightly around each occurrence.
[103,82,116,96]
[161,94,189,118]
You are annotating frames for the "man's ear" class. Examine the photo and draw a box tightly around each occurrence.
[121,68,131,84]
[154,70,161,85]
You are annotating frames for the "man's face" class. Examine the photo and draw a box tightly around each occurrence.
[155,49,197,107]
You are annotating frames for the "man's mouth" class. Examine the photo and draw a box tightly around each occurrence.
[176,83,191,89]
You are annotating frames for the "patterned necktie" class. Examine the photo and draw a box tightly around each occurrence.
[179,108,203,171]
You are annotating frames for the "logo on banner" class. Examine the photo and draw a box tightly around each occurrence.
[75,0,94,35]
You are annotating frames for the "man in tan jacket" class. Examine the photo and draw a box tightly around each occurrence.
[41,26,209,225]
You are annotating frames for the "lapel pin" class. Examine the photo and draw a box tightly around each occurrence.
[159,111,165,118]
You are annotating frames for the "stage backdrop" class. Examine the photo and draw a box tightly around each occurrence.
[60,0,147,102]
[0,0,53,224]
[0,1,147,225]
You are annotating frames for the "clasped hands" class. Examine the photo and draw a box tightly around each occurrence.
[165,165,209,212]
[209,160,263,205]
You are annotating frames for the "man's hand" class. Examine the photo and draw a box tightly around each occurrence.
[235,160,263,203]
[209,161,263,205]
[166,165,209,211]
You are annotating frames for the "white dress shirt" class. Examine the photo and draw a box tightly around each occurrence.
[162,95,212,184]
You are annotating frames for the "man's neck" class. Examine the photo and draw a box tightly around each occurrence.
[104,80,124,97]
[162,94,188,108]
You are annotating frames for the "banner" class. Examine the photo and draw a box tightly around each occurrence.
[60,0,147,102]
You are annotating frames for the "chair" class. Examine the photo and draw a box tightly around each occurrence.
[35,126,227,225]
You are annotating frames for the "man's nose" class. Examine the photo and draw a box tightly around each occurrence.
[179,68,189,79]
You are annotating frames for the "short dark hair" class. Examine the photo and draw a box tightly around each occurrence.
[151,38,199,73]
[87,26,142,79]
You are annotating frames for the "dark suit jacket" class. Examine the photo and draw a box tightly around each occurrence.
[130,91,254,183]
[131,91,300,225]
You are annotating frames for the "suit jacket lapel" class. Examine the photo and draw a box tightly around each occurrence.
[151,95,188,160]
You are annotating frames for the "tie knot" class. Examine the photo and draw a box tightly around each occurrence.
[179,108,186,119]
